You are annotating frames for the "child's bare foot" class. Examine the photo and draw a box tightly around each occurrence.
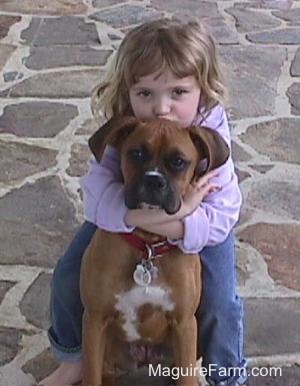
[38,360,82,386]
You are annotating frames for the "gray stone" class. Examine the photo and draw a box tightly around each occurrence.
[0,327,22,366]
[3,70,23,82]
[232,142,252,163]
[22,348,58,384]
[150,0,238,44]
[235,167,251,184]
[0,69,104,98]
[0,176,79,268]
[231,1,293,11]
[151,0,219,17]
[67,143,90,177]
[0,141,57,184]
[23,46,112,70]
[247,365,300,386]
[0,15,21,39]
[272,8,300,26]
[236,244,251,287]
[248,164,274,174]
[247,28,300,44]
[0,0,87,15]
[226,6,281,33]
[90,5,161,28]
[0,44,16,72]
[0,281,16,304]
[240,118,300,164]
[290,47,300,76]
[220,46,286,118]
[245,298,300,356]
[21,17,99,46]
[239,223,300,291]
[20,273,51,329]
[287,83,300,115]
[75,117,101,135]
[93,0,126,7]
[247,180,300,221]
[0,101,78,137]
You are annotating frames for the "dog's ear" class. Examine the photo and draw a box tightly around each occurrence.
[88,116,138,161]
[189,126,230,173]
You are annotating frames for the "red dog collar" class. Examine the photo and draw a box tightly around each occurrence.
[120,233,176,260]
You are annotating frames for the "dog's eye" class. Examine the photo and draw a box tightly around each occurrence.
[128,149,147,162]
[169,157,187,171]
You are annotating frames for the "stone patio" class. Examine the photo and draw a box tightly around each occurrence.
[0,0,299,385]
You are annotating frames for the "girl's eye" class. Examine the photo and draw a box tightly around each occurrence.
[173,88,188,96]
[137,90,151,98]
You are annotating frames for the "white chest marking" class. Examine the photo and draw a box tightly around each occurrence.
[115,286,174,341]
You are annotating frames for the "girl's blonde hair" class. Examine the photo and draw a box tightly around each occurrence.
[91,18,227,120]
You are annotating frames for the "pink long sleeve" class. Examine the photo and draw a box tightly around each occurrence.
[167,105,242,253]
[80,145,134,233]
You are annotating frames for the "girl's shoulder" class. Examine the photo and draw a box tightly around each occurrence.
[195,104,226,129]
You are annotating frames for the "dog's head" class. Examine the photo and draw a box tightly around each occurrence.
[89,117,229,215]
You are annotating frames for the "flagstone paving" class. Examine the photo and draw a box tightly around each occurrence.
[0,0,299,385]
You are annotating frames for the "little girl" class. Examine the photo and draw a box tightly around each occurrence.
[40,18,247,386]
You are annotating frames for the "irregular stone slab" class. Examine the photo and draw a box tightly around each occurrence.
[22,348,58,384]
[272,8,300,25]
[247,28,300,44]
[3,70,23,82]
[232,142,252,163]
[93,0,127,7]
[248,164,274,174]
[24,46,112,70]
[248,180,300,221]
[0,1,87,16]
[67,143,90,177]
[287,83,300,115]
[226,6,281,33]
[246,366,300,386]
[236,244,251,287]
[0,15,21,39]
[290,47,300,76]
[75,117,101,135]
[0,140,57,183]
[20,273,51,329]
[0,176,80,268]
[231,1,293,10]
[0,327,22,365]
[0,44,16,72]
[0,69,104,98]
[0,101,78,137]
[220,46,286,118]
[245,298,300,356]
[150,0,238,44]
[240,118,300,164]
[21,17,98,47]
[90,4,161,28]
[239,223,300,291]
[0,281,16,304]
[235,167,251,184]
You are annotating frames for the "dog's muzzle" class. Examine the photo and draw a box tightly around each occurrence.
[125,170,181,215]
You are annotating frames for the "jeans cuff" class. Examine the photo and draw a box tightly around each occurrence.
[48,328,82,362]
[206,359,248,386]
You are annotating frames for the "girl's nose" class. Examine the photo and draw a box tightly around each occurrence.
[153,97,171,117]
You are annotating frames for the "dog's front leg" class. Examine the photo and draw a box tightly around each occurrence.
[171,316,198,386]
[82,311,107,386]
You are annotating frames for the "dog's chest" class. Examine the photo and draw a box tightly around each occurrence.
[115,285,174,342]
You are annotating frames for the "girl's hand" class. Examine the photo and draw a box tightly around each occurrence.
[181,171,221,216]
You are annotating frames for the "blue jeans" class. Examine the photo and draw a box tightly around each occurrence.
[48,221,247,385]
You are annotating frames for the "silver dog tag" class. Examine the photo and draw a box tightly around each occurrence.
[133,264,152,286]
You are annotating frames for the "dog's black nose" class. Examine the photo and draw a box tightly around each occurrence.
[143,173,167,192]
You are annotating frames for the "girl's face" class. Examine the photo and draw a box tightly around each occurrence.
[129,68,201,128]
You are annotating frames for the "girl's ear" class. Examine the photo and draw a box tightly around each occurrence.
[88,116,138,161]
[189,126,230,172]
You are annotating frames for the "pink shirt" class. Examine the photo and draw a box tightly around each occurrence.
[80,105,242,253]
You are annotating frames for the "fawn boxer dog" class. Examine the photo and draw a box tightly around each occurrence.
[80,117,229,386]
